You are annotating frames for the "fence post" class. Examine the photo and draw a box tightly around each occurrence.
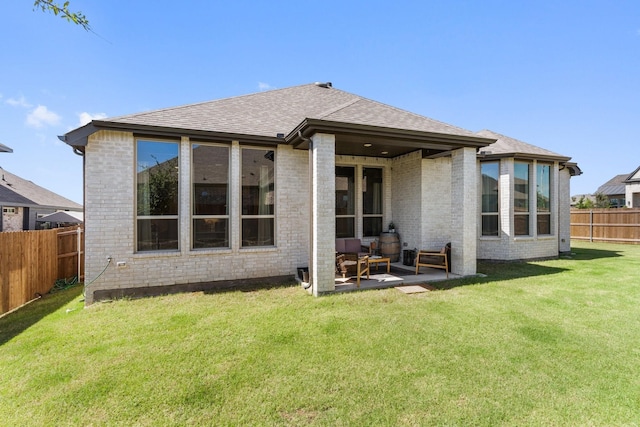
[76,227,82,281]
[589,209,593,242]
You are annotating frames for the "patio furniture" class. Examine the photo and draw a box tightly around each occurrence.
[415,243,450,278]
[336,238,374,275]
[336,254,370,287]
[368,255,391,273]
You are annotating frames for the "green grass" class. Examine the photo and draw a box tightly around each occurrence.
[2,241,640,426]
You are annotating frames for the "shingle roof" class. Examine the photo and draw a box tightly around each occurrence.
[0,167,82,210]
[0,143,12,153]
[475,129,570,161]
[597,174,628,196]
[101,83,481,140]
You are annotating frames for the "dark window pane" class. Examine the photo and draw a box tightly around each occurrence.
[193,218,228,248]
[514,215,530,236]
[242,149,274,215]
[482,215,499,236]
[336,217,354,238]
[137,219,178,251]
[363,217,382,237]
[536,163,551,213]
[514,162,529,213]
[537,214,551,235]
[481,162,499,213]
[193,145,228,215]
[335,166,355,216]
[363,168,383,214]
[194,184,228,215]
[242,218,274,246]
[137,141,179,216]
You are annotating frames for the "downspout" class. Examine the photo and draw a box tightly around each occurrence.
[299,130,313,290]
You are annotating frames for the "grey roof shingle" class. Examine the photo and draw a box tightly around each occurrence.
[105,83,480,139]
[597,174,628,196]
[0,167,82,210]
[475,129,570,160]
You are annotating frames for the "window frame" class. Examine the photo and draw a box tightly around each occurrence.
[240,146,276,248]
[536,162,552,235]
[335,165,356,238]
[135,138,180,253]
[362,167,384,238]
[513,161,531,236]
[480,161,500,237]
[191,142,230,250]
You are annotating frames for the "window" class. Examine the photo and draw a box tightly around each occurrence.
[192,144,229,249]
[481,162,499,236]
[536,163,551,235]
[241,148,275,247]
[136,139,179,251]
[362,167,383,237]
[2,207,16,214]
[335,166,355,238]
[514,162,530,236]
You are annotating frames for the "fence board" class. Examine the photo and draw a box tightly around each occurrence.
[0,226,84,315]
[570,209,640,244]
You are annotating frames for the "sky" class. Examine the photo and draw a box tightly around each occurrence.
[1,0,639,205]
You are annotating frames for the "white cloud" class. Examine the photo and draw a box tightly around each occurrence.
[6,95,32,108]
[26,105,61,128]
[258,82,275,91]
[78,112,107,126]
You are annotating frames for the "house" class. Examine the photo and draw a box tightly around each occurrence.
[61,82,580,304]
[595,174,628,208]
[624,166,640,208]
[0,167,83,232]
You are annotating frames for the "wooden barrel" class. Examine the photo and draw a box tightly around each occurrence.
[379,232,400,262]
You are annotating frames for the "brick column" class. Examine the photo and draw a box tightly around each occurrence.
[557,165,571,253]
[309,133,336,295]
[451,147,477,276]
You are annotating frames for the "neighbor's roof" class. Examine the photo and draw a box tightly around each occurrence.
[0,167,82,210]
[0,143,13,153]
[62,83,494,151]
[597,174,629,196]
[36,211,83,223]
[624,165,640,183]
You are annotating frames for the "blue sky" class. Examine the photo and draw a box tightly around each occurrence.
[2,0,639,205]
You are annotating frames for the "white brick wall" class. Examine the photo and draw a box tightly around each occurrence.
[451,148,477,275]
[310,133,335,295]
[83,131,310,303]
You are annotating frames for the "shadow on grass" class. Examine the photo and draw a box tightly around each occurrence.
[0,285,83,347]
[570,245,625,261]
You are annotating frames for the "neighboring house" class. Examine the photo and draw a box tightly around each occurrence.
[624,166,640,208]
[0,167,83,231]
[61,82,581,303]
[596,174,628,208]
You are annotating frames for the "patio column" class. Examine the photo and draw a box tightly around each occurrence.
[309,133,336,295]
[451,147,477,276]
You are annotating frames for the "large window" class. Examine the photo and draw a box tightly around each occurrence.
[362,167,383,237]
[481,162,499,236]
[241,148,275,247]
[136,139,179,251]
[536,163,551,235]
[514,161,530,236]
[335,166,355,238]
[192,144,229,249]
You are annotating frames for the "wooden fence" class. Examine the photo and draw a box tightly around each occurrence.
[0,226,84,315]
[570,209,640,244]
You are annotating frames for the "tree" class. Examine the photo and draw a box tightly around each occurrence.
[33,0,90,30]
[594,192,611,209]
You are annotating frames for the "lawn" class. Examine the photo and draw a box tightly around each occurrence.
[1,241,639,425]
